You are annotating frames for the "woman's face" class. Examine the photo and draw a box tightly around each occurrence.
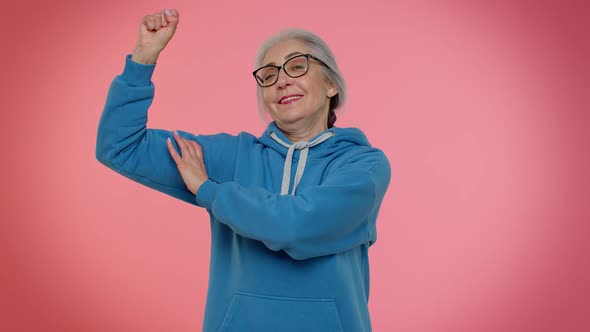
[261,39,337,136]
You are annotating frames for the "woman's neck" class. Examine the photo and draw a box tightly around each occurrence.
[279,122,328,142]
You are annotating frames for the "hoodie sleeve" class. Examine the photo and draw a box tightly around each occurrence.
[96,55,238,206]
[196,150,391,260]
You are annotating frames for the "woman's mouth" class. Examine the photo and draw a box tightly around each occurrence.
[279,95,303,104]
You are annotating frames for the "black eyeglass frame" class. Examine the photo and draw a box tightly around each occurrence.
[252,54,331,87]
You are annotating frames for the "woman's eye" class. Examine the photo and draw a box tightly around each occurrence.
[288,64,306,73]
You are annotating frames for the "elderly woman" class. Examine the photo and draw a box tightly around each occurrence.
[96,8,390,332]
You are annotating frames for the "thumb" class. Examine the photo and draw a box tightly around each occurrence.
[164,9,180,26]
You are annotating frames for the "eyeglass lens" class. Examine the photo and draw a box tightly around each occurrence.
[256,55,309,87]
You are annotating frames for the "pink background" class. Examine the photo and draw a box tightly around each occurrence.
[2,0,589,331]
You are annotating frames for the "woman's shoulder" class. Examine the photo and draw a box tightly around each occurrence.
[199,130,259,143]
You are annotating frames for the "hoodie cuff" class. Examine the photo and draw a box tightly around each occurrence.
[195,179,218,209]
[120,54,156,87]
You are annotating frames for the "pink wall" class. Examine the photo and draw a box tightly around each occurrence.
[2,0,589,331]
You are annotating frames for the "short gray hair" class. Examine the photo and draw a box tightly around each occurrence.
[254,28,347,127]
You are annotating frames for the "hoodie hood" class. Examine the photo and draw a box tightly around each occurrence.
[258,122,372,195]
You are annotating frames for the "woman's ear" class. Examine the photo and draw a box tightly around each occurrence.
[327,83,338,98]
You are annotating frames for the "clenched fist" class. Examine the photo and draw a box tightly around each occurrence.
[132,9,180,64]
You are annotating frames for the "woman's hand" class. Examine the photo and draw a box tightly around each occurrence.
[132,9,180,64]
[167,131,208,195]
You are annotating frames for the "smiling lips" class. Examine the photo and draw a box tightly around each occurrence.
[279,94,303,104]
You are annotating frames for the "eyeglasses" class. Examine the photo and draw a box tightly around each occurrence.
[253,54,330,87]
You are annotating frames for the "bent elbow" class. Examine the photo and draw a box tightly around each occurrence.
[95,136,113,166]
[95,147,110,166]
[95,138,107,163]
[261,225,310,260]
[282,227,314,261]
[283,248,312,261]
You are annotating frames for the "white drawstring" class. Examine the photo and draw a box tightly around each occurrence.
[269,131,334,195]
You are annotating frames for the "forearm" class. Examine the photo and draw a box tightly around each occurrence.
[196,176,377,260]
[131,46,160,65]
[195,153,391,259]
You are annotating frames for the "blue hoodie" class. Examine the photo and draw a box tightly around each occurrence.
[96,55,391,332]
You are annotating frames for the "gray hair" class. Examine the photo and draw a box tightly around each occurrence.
[254,28,347,128]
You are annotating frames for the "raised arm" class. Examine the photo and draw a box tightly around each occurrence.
[96,9,237,205]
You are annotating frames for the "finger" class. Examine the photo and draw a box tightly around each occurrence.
[193,142,203,159]
[166,137,182,164]
[141,15,150,30]
[165,8,179,20]
[164,8,180,27]
[183,138,197,159]
[184,141,198,160]
[173,131,185,152]
[160,10,168,27]
[146,16,155,31]
[173,131,190,157]
[155,16,162,30]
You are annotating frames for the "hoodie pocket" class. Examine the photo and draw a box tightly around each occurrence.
[218,291,344,332]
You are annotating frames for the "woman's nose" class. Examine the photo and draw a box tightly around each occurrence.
[275,70,292,88]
